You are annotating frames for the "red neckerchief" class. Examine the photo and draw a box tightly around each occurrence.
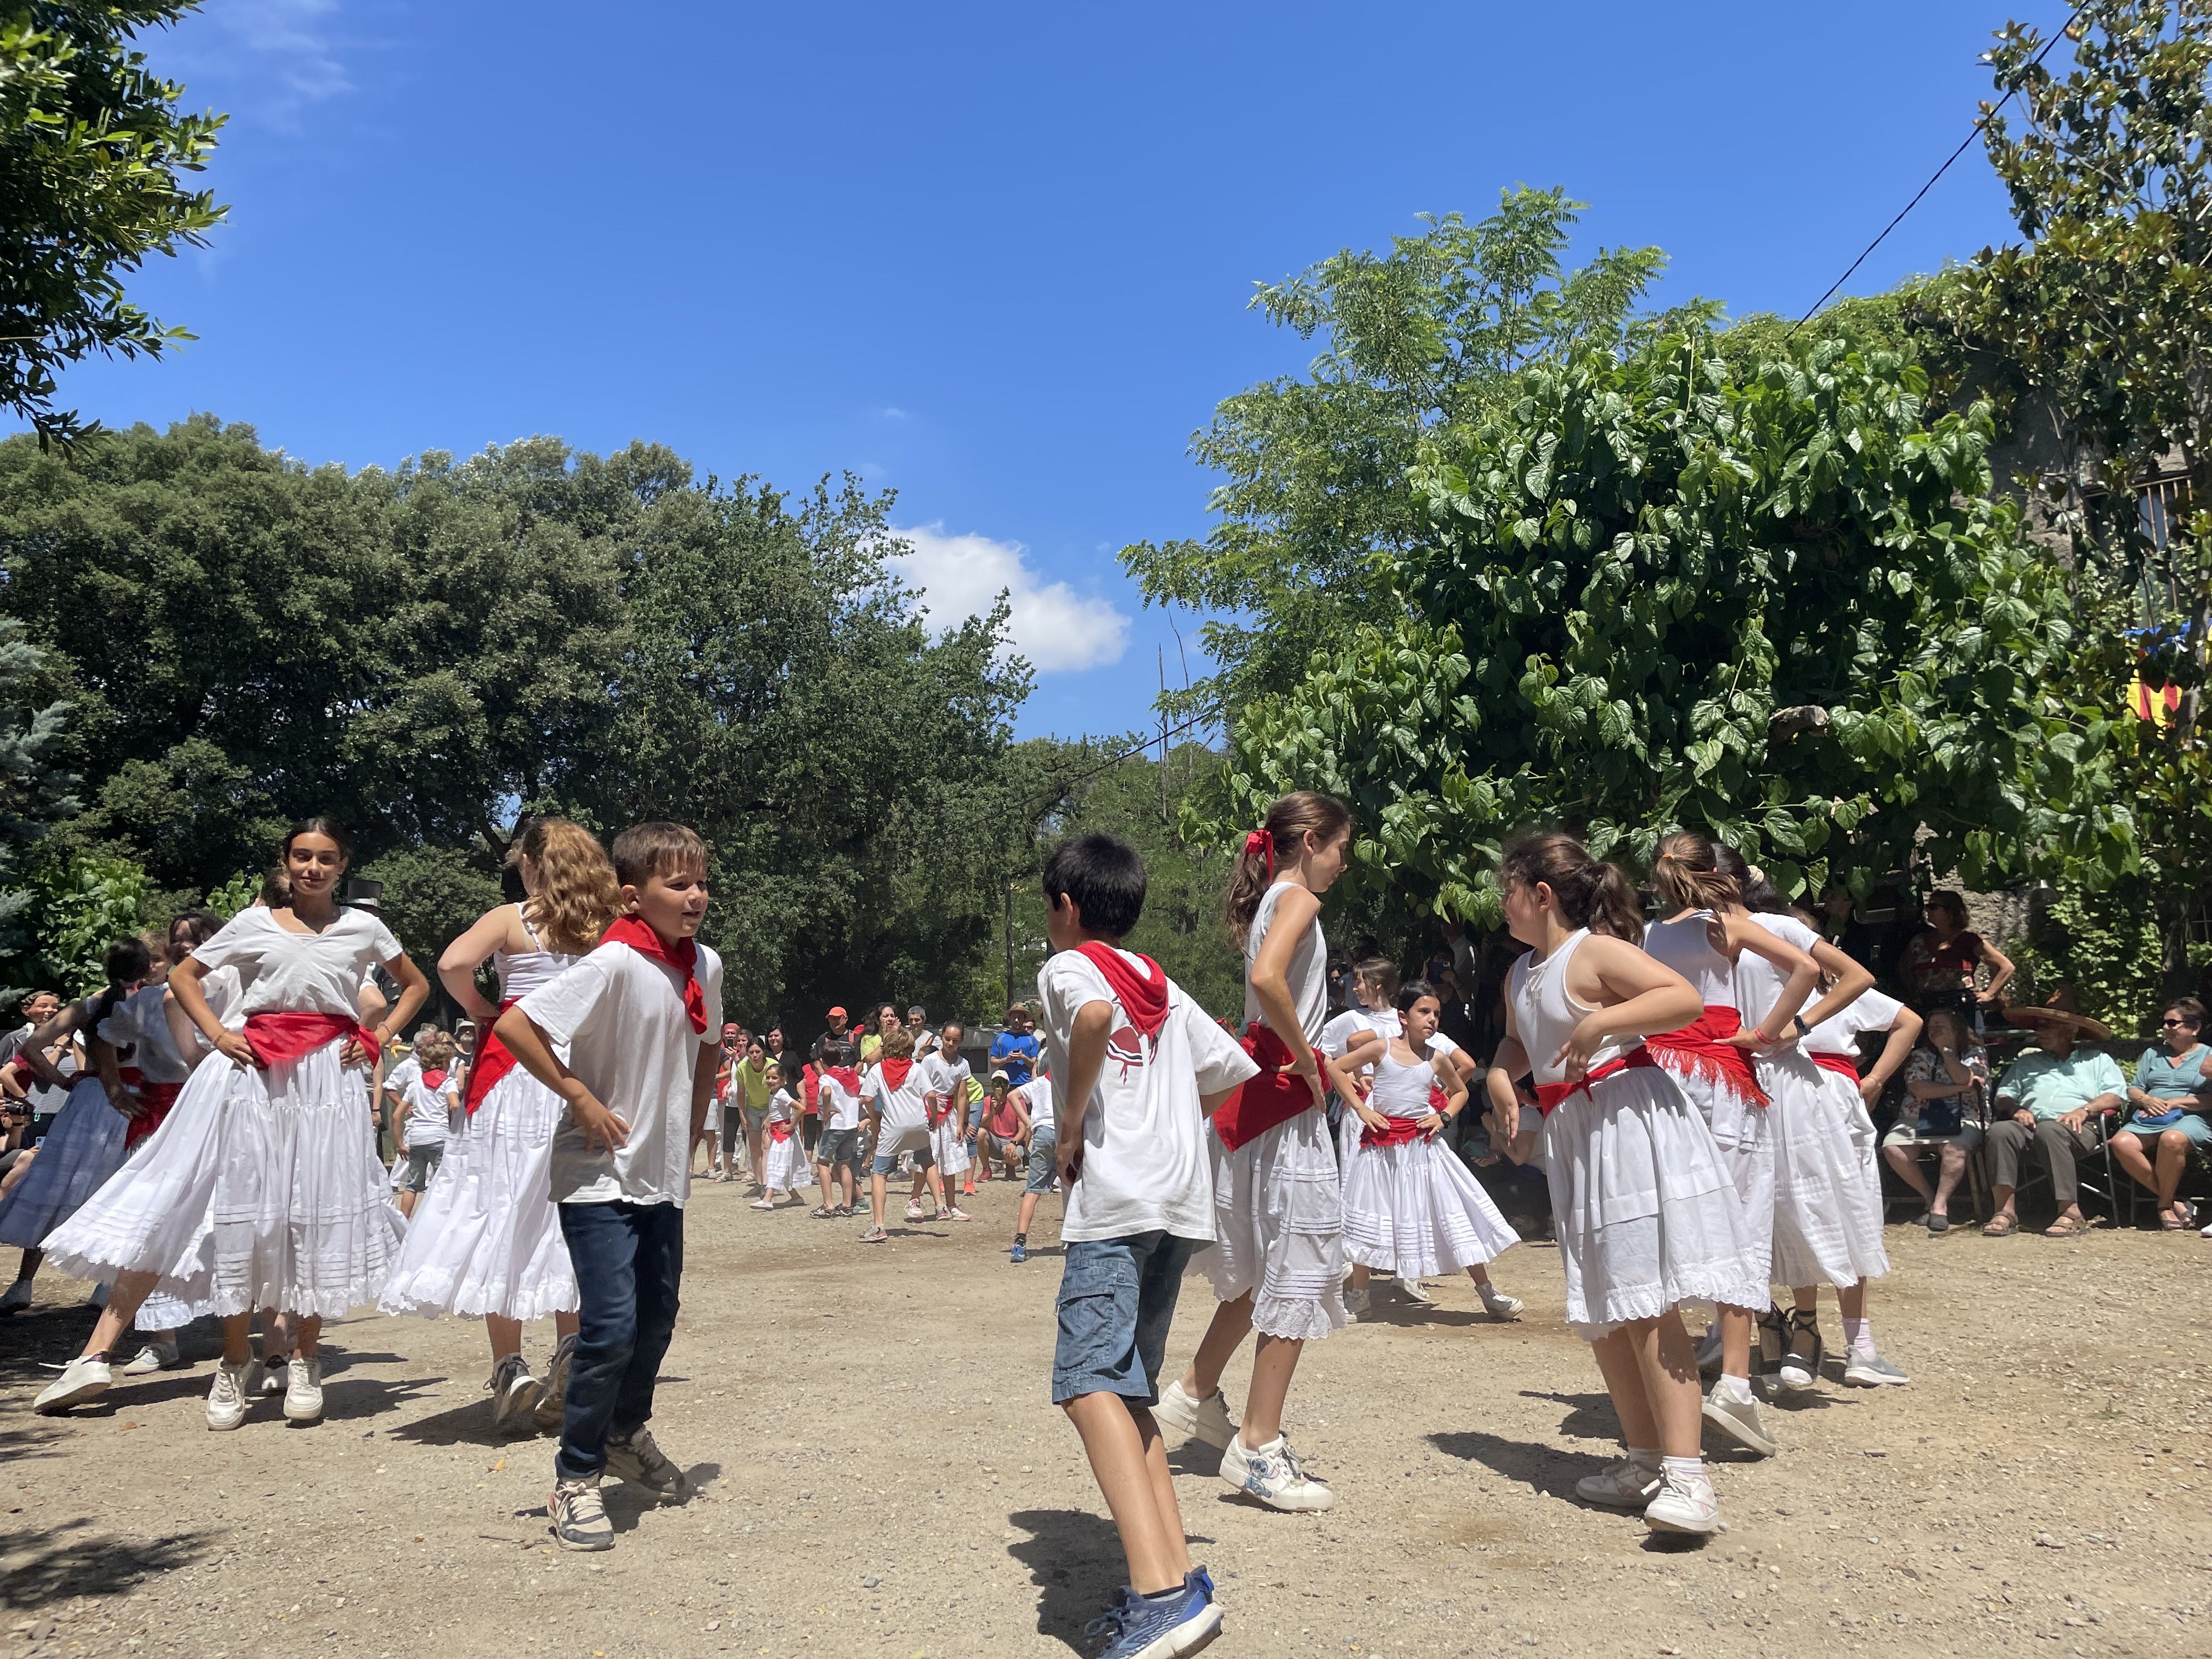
[879,1057,914,1091]
[598,916,706,1033]
[420,1068,448,1090]
[827,1065,861,1096]
[1074,942,1170,1042]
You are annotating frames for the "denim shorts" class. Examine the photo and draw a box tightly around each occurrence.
[815,1126,861,1167]
[1051,1231,1200,1406]
[871,1122,934,1176]
[1025,1129,1059,1194]
[397,1143,444,1192]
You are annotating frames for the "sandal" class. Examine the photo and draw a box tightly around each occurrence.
[809,1205,834,1220]
[1982,1214,2021,1237]
[2043,1212,2090,1238]
[1754,1305,1790,1375]
[1779,1307,1825,1391]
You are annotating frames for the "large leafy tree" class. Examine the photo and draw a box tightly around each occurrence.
[0,2,224,445]
[0,617,75,992]
[1120,188,1677,724]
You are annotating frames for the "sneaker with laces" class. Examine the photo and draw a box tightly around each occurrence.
[1397,1277,1434,1305]
[120,1340,182,1376]
[0,1278,31,1313]
[34,1355,113,1414]
[1842,1346,1910,1387]
[1153,1379,1238,1450]
[206,1359,258,1431]
[1221,1432,1333,1511]
[946,1205,970,1221]
[283,1356,324,1423]
[549,1474,614,1551]
[604,1428,691,1503]
[1009,1240,1028,1263]
[860,1227,888,1243]
[489,1353,544,1435]
[1082,1567,1224,1659]
[749,1198,775,1210]
[1477,1283,1523,1320]
[534,1334,577,1433]
[905,1200,930,1222]
[1573,1458,1662,1510]
[1700,1381,1778,1457]
[1644,1466,1725,1536]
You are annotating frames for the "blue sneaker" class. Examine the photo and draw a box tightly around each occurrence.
[1084,1568,1222,1658]
[1010,1240,1028,1263]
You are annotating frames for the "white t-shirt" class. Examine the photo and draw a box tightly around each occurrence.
[191,907,403,1020]
[517,940,725,1207]
[865,1062,930,1138]
[921,1052,972,1121]
[1805,987,1906,1059]
[1321,1006,1398,1059]
[400,1070,458,1148]
[96,984,193,1084]
[819,1071,862,1132]
[1244,881,1328,1046]
[1022,1072,1057,1132]
[1038,947,1260,1244]
[766,1086,797,1125]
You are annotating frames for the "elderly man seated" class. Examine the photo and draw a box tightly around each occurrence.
[1983,998,2124,1239]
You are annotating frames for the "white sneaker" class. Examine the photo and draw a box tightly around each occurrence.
[1477,1282,1523,1320]
[1153,1379,1238,1450]
[1344,1283,1372,1318]
[282,1356,324,1423]
[1221,1432,1333,1511]
[1644,1466,1724,1536]
[1701,1382,1778,1457]
[0,1278,31,1313]
[749,1198,775,1211]
[206,1360,257,1431]
[1398,1277,1434,1305]
[120,1341,181,1376]
[489,1353,544,1435]
[1842,1346,1909,1387]
[1574,1458,1661,1510]
[550,1474,614,1551]
[33,1355,113,1414]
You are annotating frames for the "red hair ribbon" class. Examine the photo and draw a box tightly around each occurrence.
[1243,829,1273,878]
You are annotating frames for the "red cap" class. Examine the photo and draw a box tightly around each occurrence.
[827,1006,848,1018]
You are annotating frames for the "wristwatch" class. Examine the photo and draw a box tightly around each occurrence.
[1791,1015,1811,1037]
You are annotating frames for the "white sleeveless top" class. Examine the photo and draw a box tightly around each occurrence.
[1734,911,1820,1028]
[494,904,581,1002]
[1506,929,1637,1086]
[1641,911,1737,1007]
[1367,1048,1437,1118]
[95,984,194,1083]
[1243,880,1328,1046]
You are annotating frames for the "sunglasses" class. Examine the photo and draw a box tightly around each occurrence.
[2163,1017,2197,1028]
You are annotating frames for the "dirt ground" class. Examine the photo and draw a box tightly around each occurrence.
[3,1173,2209,1659]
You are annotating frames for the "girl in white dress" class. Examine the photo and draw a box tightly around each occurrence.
[1486,832,1768,1538]
[1155,790,1350,1515]
[1318,957,1398,1189]
[1332,979,1522,1320]
[381,818,614,1435]
[755,1065,812,1206]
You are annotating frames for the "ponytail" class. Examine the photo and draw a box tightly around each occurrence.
[1226,790,1352,943]
[87,934,154,1030]
[1651,830,1743,915]
[1711,842,1785,913]
[1498,831,1646,942]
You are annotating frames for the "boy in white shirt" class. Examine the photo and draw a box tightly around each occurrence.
[1009,1063,1058,1263]
[495,822,724,1554]
[1035,833,1256,1659]
[811,1030,863,1217]
[860,1025,946,1240]
[915,1019,973,1218]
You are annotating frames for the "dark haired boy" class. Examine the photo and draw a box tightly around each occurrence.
[1036,832,1256,1659]
[494,821,724,1552]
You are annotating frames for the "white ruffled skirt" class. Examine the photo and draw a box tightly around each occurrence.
[1654,1056,1775,1308]
[764,1123,814,1193]
[1541,1066,1771,1340]
[1342,1128,1520,1277]
[0,1078,128,1247]
[929,1114,970,1177]
[1764,1054,1889,1289]
[1199,1108,1346,1341]
[379,1064,576,1323]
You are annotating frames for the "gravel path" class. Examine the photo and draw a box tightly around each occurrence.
[3,1176,2208,1658]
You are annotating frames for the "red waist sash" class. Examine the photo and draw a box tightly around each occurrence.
[1810,1051,1861,1085]
[1645,1006,1768,1107]
[462,999,522,1116]
[1532,1047,1658,1115]
[1213,1024,1321,1153]
[116,1066,182,1148]
[769,1119,795,1143]
[243,1012,379,1069]
[1361,1115,1430,1148]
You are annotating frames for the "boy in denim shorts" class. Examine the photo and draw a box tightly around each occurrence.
[1010,1065,1058,1264]
[1035,833,1256,1659]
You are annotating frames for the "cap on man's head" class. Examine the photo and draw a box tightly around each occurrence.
[827,1006,848,1018]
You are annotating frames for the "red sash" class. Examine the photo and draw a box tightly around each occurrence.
[461,999,521,1116]
[598,916,707,1034]
[1645,1006,1769,1107]
[1810,1051,1861,1085]
[116,1067,182,1149]
[879,1057,914,1091]
[1360,1115,1430,1148]
[1212,1024,1319,1152]
[827,1065,861,1098]
[769,1119,794,1143]
[1074,942,1170,1041]
[1532,1047,1658,1115]
[243,1012,379,1069]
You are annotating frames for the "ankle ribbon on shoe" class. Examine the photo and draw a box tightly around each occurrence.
[1533,1048,1657,1114]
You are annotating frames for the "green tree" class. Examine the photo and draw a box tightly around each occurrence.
[356,843,504,991]
[1120,189,1678,724]
[0,3,224,445]
[0,616,76,992]
[25,849,144,994]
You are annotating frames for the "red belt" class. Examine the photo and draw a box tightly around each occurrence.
[461,1000,521,1116]
[1810,1051,1861,1085]
[1532,1048,1658,1115]
[244,1012,379,1069]
[117,1066,182,1148]
[1212,1024,1320,1153]
[1645,1006,1768,1107]
[1361,1115,1430,1148]
[769,1119,794,1143]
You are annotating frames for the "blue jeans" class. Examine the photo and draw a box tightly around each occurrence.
[1051,1231,1199,1407]
[555,1199,684,1481]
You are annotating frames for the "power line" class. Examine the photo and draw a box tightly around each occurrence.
[1024,706,1217,819]
[1788,5,2086,337]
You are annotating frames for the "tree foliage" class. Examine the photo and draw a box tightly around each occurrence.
[0,2,224,445]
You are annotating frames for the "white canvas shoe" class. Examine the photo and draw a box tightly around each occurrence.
[488,1353,543,1435]
[1477,1282,1523,1320]
[120,1341,182,1375]
[206,1361,257,1431]
[1701,1382,1778,1457]
[34,1356,113,1414]
[282,1357,324,1423]
[1644,1466,1724,1536]
[1153,1379,1238,1450]
[1574,1459,1661,1510]
[1221,1433,1333,1512]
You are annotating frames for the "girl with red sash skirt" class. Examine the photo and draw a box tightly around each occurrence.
[381,818,617,1436]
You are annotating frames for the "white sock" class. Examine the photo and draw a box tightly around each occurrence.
[1627,1444,1662,1473]
[1843,1316,1871,1352]
[1660,1454,1711,1491]
[1718,1373,1754,1404]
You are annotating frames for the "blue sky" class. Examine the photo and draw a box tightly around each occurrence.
[46,0,2075,741]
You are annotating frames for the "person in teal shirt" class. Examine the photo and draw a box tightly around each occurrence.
[2111,996,2212,1229]
[1984,1005,2125,1238]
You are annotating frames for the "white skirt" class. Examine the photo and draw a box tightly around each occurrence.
[1541,1066,1771,1340]
[379,1064,577,1323]
[0,1077,128,1247]
[1342,1128,1520,1276]
[1765,1055,1890,1289]
[1198,1109,1346,1342]
[930,1114,970,1177]
[763,1124,813,1193]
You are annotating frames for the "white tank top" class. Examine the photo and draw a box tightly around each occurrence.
[1734,911,1819,1027]
[1367,1047,1437,1118]
[494,904,580,1002]
[1506,929,1636,1086]
[1243,880,1328,1046]
[1641,911,1738,1007]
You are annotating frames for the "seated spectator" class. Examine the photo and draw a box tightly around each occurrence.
[1983,998,2123,1239]
[2110,996,2212,1230]
[1881,1008,1989,1233]
[1899,890,2015,1029]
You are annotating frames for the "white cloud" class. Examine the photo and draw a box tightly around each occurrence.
[886,524,1130,674]
[194,0,352,124]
